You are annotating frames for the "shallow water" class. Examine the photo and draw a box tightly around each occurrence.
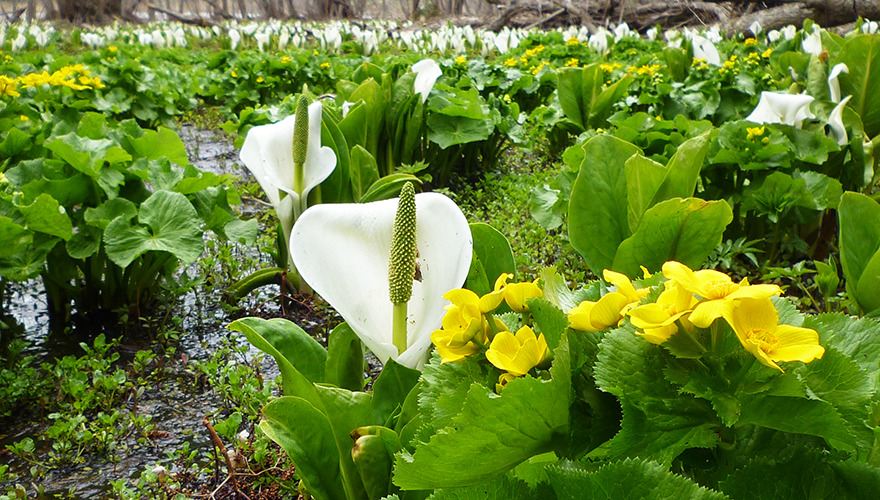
[0,126,313,499]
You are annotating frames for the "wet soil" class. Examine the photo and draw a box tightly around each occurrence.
[0,125,337,499]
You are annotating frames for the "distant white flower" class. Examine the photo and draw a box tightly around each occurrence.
[767,30,781,43]
[151,30,165,49]
[745,91,815,128]
[494,31,510,54]
[255,32,270,52]
[236,429,250,444]
[781,25,797,40]
[12,33,27,52]
[828,63,848,103]
[692,34,721,66]
[862,20,879,34]
[705,26,722,43]
[412,59,442,104]
[589,29,609,54]
[614,22,633,42]
[278,29,289,50]
[827,95,852,145]
[646,26,660,41]
[229,29,241,50]
[750,21,762,37]
[802,30,822,56]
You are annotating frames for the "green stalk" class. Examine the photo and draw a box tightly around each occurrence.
[392,302,409,356]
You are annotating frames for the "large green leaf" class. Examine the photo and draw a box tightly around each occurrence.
[612,197,733,278]
[104,190,203,268]
[556,66,589,129]
[0,217,30,259]
[17,193,73,241]
[594,324,719,464]
[372,359,421,427]
[231,317,327,384]
[836,34,880,139]
[427,115,493,149]
[469,222,515,285]
[126,127,189,166]
[568,135,642,274]
[261,397,348,500]
[321,107,355,204]
[45,133,131,178]
[837,191,880,315]
[394,335,572,489]
[324,322,366,391]
[547,459,729,500]
[350,145,381,202]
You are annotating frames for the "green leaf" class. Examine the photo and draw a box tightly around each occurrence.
[66,225,102,259]
[427,115,493,149]
[321,109,354,204]
[350,145,381,202]
[232,317,327,384]
[360,174,423,203]
[18,193,73,241]
[372,359,421,427]
[104,190,203,268]
[612,198,732,278]
[45,133,131,177]
[0,217,30,259]
[594,324,719,464]
[556,66,588,129]
[85,198,137,230]
[720,449,880,500]
[394,335,572,489]
[0,128,30,157]
[470,222,515,285]
[127,127,189,166]
[836,34,880,138]
[324,322,365,391]
[568,135,642,274]
[427,474,536,500]
[625,155,668,233]
[547,458,729,500]
[261,397,348,500]
[837,191,880,314]
[527,297,568,352]
[805,312,880,391]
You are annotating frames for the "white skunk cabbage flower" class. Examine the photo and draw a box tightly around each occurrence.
[828,95,852,145]
[229,29,241,50]
[692,34,721,66]
[802,30,822,56]
[745,91,815,128]
[290,192,472,370]
[239,100,337,264]
[828,63,848,103]
[412,59,442,104]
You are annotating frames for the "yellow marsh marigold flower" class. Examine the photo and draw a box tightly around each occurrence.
[565,58,579,67]
[628,282,697,344]
[568,270,645,332]
[455,55,467,65]
[744,38,758,47]
[721,297,824,372]
[486,325,548,376]
[0,75,20,97]
[321,62,330,69]
[19,72,51,88]
[281,56,291,63]
[496,372,517,392]
[762,48,772,58]
[256,76,264,83]
[430,288,508,363]
[494,274,542,313]
[504,57,517,67]
[662,261,782,328]
[747,126,765,140]
[566,37,580,46]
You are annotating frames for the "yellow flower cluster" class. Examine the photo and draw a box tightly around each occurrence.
[599,62,623,73]
[3,64,103,94]
[626,261,824,372]
[566,37,580,46]
[455,55,467,65]
[530,61,548,75]
[746,125,765,140]
[568,270,649,332]
[744,38,758,47]
[564,58,579,67]
[431,274,547,390]
[281,56,292,64]
[503,57,517,67]
[320,62,331,69]
[632,64,661,76]
[0,75,19,97]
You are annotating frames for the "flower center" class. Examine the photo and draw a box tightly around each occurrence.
[703,279,738,299]
[747,328,779,353]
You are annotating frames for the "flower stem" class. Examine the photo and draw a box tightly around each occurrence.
[392,302,408,355]
[730,356,757,393]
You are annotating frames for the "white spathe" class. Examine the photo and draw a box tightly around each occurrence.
[802,30,822,56]
[828,63,848,103]
[745,91,816,128]
[692,34,721,66]
[828,95,852,146]
[239,101,337,262]
[412,59,442,104]
[291,193,473,370]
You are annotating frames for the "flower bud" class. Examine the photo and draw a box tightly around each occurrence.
[292,95,309,167]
